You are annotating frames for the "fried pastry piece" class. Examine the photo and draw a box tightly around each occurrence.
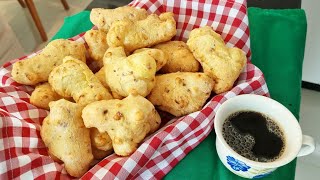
[110,91,124,100]
[147,72,214,117]
[107,12,177,53]
[133,48,168,71]
[90,6,148,32]
[12,39,86,85]
[153,41,200,73]
[187,26,246,94]
[94,67,108,90]
[82,94,161,156]
[49,56,112,105]
[95,67,124,99]
[84,30,108,68]
[90,128,113,159]
[91,146,113,160]
[90,128,113,151]
[103,47,156,97]
[30,82,62,110]
[41,99,93,177]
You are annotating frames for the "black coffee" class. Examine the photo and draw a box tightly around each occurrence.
[222,111,285,162]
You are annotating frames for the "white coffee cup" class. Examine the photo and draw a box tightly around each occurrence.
[214,94,315,179]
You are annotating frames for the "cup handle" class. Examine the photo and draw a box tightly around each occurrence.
[297,135,316,157]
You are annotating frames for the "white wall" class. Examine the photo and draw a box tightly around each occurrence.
[302,0,320,85]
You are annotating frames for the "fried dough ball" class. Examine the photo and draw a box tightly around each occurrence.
[107,12,176,53]
[103,47,156,97]
[90,128,113,159]
[187,26,246,93]
[90,128,113,151]
[84,29,108,68]
[95,67,124,99]
[41,99,93,177]
[82,94,161,156]
[153,41,199,73]
[133,48,168,71]
[90,6,148,32]
[49,56,112,105]
[147,72,214,116]
[30,82,62,110]
[12,39,86,85]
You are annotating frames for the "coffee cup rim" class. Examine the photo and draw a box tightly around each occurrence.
[214,94,302,168]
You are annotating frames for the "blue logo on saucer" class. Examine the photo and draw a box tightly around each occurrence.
[226,156,251,172]
[252,172,272,179]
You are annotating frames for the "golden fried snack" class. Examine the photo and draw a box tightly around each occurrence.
[91,146,113,160]
[49,56,112,105]
[107,12,177,53]
[110,91,124,100]
[95,67,108,90]
[103,47,156,97]
[90,6,148,32]
[11,39,86,85]
[95,67,124,99]
[84,30,108,68]
[41,99,93,177]
[90,128,112,151]
[153,41,200,73]
[133,48,168,71]
[30,82,62,110]
[187,26,246,94]
[90,128,113,159]
[48,151,63,163]
[147,72,214,117]
[82,94,161,156]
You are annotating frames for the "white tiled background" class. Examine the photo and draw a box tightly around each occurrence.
[0,1,319,179]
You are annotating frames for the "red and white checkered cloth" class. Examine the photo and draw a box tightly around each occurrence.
[0,0,269,179]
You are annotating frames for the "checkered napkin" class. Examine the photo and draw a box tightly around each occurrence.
[0,0,269,179]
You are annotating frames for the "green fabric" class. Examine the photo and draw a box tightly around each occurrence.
[51,11,93,41]
[248,7,306,120]
[51,8,307,180]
